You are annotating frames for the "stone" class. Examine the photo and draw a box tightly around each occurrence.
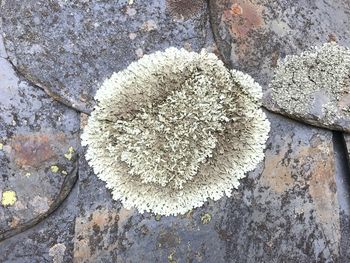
[0,183,79,263]
[208,0,350,89]
[0,0,210,113]
[74,112,348,262]
[345,134,350,163]
[263,43,350,132]
[0,36,80,241]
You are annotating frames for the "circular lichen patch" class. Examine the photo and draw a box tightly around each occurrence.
[1,190,17,207]
[82,47,270,215]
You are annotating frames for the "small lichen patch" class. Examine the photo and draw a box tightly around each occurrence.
[155,214,162,221]
[25,172,31,177]
[269,42,350,128]
[64,146,74,160]
[0,143,3,150]
[50,165,59,173]
[61,170,68,175]
[200,213,212,224]
[1,190,17,206]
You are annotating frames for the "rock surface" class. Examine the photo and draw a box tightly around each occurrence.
[208,0,350,88]
[345,134,350,162]
[1,0,211,113]
[0,25,80,241]
[0,183,79,263]
[73,112,346,262]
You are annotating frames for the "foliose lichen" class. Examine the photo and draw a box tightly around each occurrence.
[269,42,350,127]
[82,47,270,216]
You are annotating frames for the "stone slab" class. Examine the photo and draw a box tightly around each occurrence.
[73,112,347,262]
[0,183,79,263]
[0,49,80,241]
[208,0,350,89]
[1,0,211,113]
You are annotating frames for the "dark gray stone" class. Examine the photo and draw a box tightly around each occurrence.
[1,0,211,113]
[208,0,350,88]
[0,42,80,241]
[74,112,345,262]
[0,182,79,263]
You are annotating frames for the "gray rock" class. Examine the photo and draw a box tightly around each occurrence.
[0,183,79,263]
[0,0,211,113]
[0,41,80,241]
[345,134,350,163]
[208,0,350,88]
[74,112,346,262]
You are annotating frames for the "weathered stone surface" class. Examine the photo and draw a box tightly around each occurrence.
[74,112,346,262]
[0,33,80,241]
[208,0,350,89]
[1,0,212,113]
[345,134,350,163]
[0,182,79,263]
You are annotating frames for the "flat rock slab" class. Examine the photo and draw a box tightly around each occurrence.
[1,0,210,113]
[74,112,348,262]
[0,44,80,241]
[208,0,350,88]
[0,183,79,263]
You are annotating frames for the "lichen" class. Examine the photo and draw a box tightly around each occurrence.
[269,42,350,126]
[200,213,212,224]
[50,165,59,173]
[64,146,74,160]
[82,47,270,216]
[0,143,3,150]
[1,190,17,206]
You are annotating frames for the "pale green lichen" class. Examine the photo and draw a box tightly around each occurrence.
[0,143,3,150]
[64,146,74,160]
[201,213,212,224]
[82,47,270,216]
[1,190,17,206]
[61,170,68,176]
[270,42,350,126]
[50,165,59,173]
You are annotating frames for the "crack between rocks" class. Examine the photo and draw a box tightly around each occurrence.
[0,157,80,243]
[333,131,350,214]
[5,57,90,115]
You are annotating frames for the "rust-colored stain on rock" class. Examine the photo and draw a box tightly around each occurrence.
[222,0,264,38]
[8,133,65,168]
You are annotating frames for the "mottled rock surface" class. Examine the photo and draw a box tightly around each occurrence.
[1,0,211,113]
[0,183,79,263]
[208,0,350,88]
[0,29,80,241]
[345,134,350,162]
[74,113,346,262]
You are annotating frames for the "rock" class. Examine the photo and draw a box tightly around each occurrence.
[263,43,350,132]
[74,112,347,262]
[0,183,79,263]
[208,0,350,88]
[345,134,350,163]
[0,0,211,113]
[0,32,80,241]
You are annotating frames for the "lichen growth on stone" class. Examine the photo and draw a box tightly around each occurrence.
[269,42,350,126]
[0,143,3,150]
[64,146,74,160]
[82,47,270,216]
[201,213,212,224]
[1,190,17,206]
[50,165,59,173]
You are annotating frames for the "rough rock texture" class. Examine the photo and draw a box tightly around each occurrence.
[208,0,350,88]
[74,112,346,262]
[0,0,211,113]
[345,134,350,163]
[0,28,80,241]
[0,183,79,263]
[264,43,350,133]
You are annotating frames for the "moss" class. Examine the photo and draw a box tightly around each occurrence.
[1,190,17,206]
[82,47,270,216]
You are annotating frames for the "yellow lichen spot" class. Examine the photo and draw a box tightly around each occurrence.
[61,170,68,176]
[201,213,212,224]
[64,146,75,160]
[0,143,3,150]
[128,0,134,5]
[50,165,59,173]
[155,214,162,221]
[2,190,17,206]
[25,172,31,177]
[167,251,177,263]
